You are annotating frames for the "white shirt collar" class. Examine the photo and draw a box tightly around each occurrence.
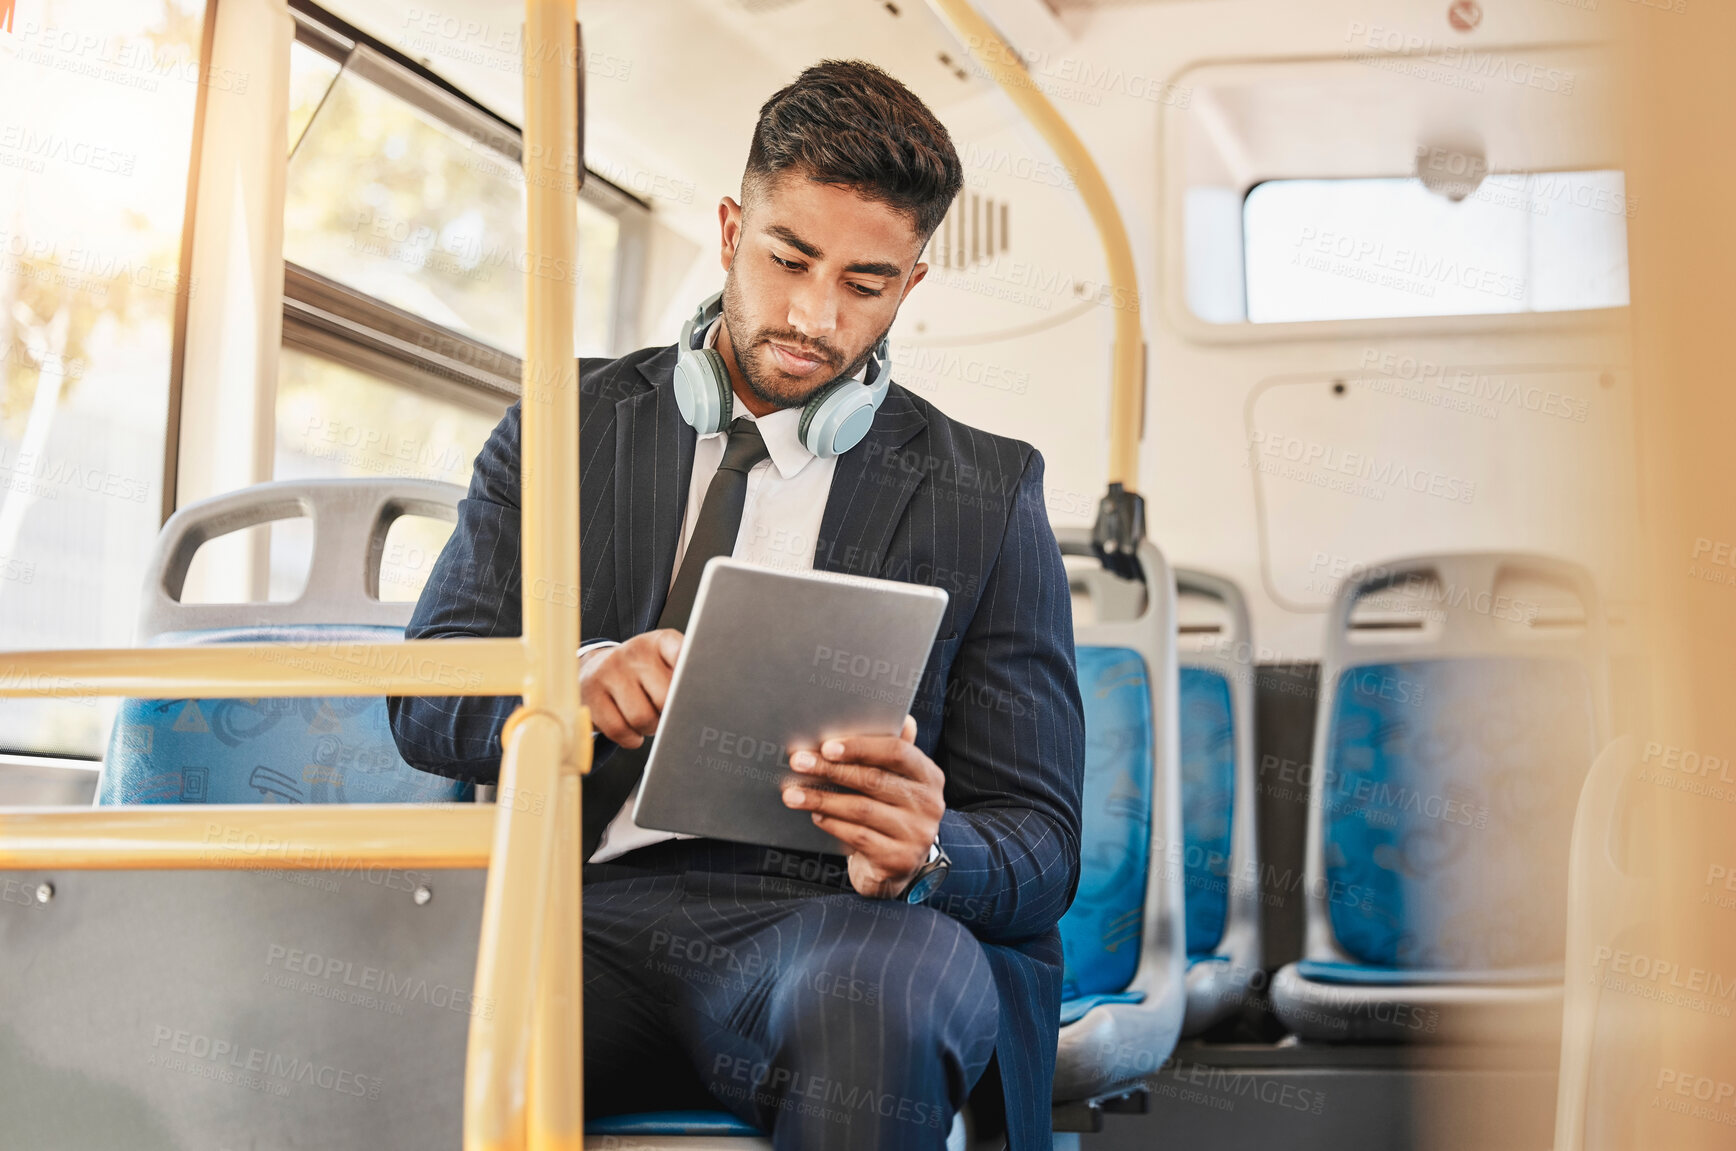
[699,317,864,480]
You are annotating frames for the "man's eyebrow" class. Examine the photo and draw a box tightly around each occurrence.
[844,258,905,278]
[765,224,904,279]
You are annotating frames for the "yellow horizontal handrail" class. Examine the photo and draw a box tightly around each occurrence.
[0,804,495,870]
[0,637,528,698]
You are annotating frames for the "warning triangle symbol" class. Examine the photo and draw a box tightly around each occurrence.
[307,702,343,734]
[172,700,209,733]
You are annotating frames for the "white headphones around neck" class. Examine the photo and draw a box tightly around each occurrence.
[671,290,891,458]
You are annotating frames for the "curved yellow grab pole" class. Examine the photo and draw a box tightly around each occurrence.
[923,0,1143,492]
[464,1,586,1148]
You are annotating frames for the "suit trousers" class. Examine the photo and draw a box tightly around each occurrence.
[581,839,1000,1150]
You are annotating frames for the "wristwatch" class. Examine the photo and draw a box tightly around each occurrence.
[898,836,951,904]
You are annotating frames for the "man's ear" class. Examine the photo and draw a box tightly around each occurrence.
[718,196,743,272]
[899,261,929,303]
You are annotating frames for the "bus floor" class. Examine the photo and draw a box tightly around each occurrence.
[1080,1040,1559,1151]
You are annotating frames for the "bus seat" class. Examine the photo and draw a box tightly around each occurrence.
[1052,530,1188,1107]
[94,479,473,806]
[1271,553,1607,1044]
[1173,570,1261,1036]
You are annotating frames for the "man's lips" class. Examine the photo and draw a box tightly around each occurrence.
[764,340,833,378]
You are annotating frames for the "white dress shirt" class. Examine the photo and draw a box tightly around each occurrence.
[587,320,852,862]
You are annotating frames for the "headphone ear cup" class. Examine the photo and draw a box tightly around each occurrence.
[800,380,879,458]
[673,346,733,434]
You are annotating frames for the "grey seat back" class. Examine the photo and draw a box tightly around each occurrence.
[139,478,466,638]
[1054,530,1187,1099]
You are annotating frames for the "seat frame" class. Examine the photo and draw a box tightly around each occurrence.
[1173,568,1262,1036]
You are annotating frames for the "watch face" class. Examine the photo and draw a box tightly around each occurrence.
[905,865,948,904]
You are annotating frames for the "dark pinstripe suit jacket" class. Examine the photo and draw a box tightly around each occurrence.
[388,344,1086,1149]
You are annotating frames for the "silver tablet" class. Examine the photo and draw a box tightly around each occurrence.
[633,558,949,854]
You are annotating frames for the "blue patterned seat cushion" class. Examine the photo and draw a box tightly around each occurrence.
[1058,646,1153,1001]
[1179,667,1234,956]
[1322,657,1596,969]
[96,626,472,806]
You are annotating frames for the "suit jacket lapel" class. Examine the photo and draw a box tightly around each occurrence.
[614,346,695,636]
[814,386,928,580]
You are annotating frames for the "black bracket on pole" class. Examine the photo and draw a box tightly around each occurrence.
[1090,482,1145,582]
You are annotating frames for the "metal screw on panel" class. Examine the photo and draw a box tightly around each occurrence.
[35,883,53,905]
[413,885,433,906]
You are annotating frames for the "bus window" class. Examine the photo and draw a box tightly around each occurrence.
[270,15,650,602]
[1242,171,1632,323]
[281,28,634,360]
[282,50,531,354]
[0,0,207,759]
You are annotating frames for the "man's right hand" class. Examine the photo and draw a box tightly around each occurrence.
[579,629,683,749]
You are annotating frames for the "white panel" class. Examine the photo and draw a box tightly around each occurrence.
[1248,363,1638,621]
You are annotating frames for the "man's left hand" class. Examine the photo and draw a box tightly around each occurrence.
[783,715,944,899]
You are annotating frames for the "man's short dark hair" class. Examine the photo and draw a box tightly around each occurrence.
[744,60,964,242]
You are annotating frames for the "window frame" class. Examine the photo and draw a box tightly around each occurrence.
[284,4,650,407]
[1157,53,1630,348]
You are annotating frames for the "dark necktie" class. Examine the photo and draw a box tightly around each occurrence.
[582,417,771,858]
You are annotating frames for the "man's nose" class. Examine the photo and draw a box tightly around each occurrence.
[785,278,839,343]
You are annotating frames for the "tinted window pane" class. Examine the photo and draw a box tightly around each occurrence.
[0,0,206,757]
[284,65,528,352]
[575,196,619,357]
[286,40,341,155]
[275,346,502,487]
[273,347,503,602]
[284,59,622,357]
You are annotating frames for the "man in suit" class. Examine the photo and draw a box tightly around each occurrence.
[389,60,1084,1151]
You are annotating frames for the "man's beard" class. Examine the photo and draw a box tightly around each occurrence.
[718,273,885,410]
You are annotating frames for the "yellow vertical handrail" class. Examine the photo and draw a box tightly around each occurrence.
[465,712,566,1151]
[529,771,585,1151]
[923,0,1143,493]
[518,6,582,723]
[464,2,585,1148]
